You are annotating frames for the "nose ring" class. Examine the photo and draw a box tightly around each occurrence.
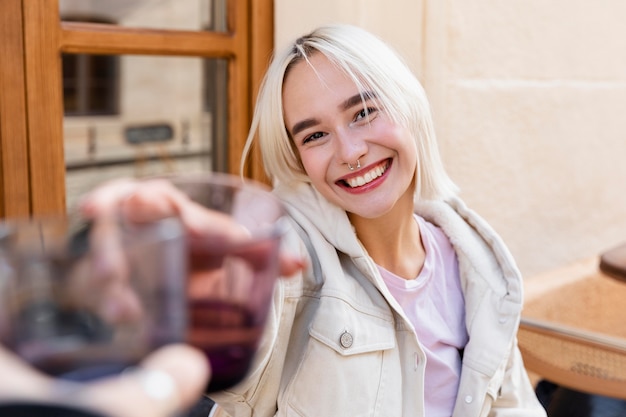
[347,159,361,171]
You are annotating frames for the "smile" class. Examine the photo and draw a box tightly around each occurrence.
[344,160,390,188]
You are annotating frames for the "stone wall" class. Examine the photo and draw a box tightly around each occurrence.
[275,0,626,279]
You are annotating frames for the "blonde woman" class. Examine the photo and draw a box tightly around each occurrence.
[83,24,546,417]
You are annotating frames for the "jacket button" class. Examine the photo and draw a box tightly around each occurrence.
[464,395,473,404]
[339,331,353,348]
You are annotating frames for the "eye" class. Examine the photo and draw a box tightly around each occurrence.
[354,107,378,123]
[302,131,325,144]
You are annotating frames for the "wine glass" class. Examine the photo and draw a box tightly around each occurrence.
[0,215,187,382]
[0,173,287,394]
[166,173,287,392]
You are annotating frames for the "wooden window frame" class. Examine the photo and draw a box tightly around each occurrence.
[0,0,273,218]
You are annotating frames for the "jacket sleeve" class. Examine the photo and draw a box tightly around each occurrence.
[210,227,307,417]
[487,341,547,417]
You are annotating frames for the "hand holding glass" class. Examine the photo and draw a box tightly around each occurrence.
[0,173,287,393]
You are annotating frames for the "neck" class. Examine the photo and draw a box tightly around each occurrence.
[348,192,426,280]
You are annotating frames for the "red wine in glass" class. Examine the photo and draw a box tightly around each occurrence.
[10,304,151,381]
[187,235,280,392]
[190,300,263,392]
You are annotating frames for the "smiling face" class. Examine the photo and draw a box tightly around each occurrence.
[282,53,418,219]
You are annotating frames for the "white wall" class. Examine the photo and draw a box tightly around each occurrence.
[275,0,424,76]
[274,0,626,279]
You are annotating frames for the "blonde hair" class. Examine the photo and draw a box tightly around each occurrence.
[241,24,458,201]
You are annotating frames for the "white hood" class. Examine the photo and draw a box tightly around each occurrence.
[273,181,524,321]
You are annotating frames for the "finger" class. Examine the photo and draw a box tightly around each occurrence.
[82,178,251,246]
[279,253,307,277]
[79,179,140,220]
[122,180,251,245]
[77,344,210,417]
[0,346,54,402]
[79,181,137,305]
[178,198,250,244]
[120,180,185,223]
[136,344,210,411]
[80,180,180,323]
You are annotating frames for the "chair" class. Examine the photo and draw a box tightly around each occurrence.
[518,243,626,401]
[518,316,626,400]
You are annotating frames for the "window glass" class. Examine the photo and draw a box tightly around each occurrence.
[63,54,119,116]
[59,0,227,32]
[63,55,229,210]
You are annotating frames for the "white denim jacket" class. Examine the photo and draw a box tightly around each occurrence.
[212,183,546,417]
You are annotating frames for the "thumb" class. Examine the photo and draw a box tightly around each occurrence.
[77,345,210,417]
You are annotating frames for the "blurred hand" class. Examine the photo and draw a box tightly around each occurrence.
[77,177,306,392]
[79,178,305,280]
[0,343,209,417]
[0,176,304,415]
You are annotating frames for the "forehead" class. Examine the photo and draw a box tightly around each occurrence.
[282,54,360,118]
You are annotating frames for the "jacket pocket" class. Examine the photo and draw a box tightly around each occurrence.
[283,296,396,417]
[309,295,396,354]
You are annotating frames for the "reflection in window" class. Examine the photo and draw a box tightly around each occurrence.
[61,16,119,116]
[204,58,228,172]
[59,3,232,210]
[59,0,226,32]
[63,53,119,116]
[63,55,215,211]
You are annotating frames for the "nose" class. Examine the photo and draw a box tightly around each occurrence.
[335,127,368,167]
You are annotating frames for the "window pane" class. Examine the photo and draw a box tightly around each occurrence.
[62,55,79,112]
[59,0,228,32]
[63,55,228,210]
[63,54,120,116]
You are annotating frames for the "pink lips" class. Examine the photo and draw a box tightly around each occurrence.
[337,159,391,193]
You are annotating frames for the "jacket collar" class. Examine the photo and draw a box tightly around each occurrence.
[274,182,364,258]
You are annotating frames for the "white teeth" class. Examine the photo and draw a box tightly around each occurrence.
[347,163,387,188]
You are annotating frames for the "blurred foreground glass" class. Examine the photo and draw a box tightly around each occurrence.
[168,173,287,392]
[0,173,286,393]
[0,216,187,381]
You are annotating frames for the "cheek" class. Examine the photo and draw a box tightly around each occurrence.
[299,151,326,183]
[394,127,418,160]
[384,125,418,174]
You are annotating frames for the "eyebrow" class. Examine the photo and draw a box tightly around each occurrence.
[340,91,374,111]
[291,118,319,137]
[289,91,377,137]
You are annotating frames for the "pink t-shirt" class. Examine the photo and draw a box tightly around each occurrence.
[378,215,468,417]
